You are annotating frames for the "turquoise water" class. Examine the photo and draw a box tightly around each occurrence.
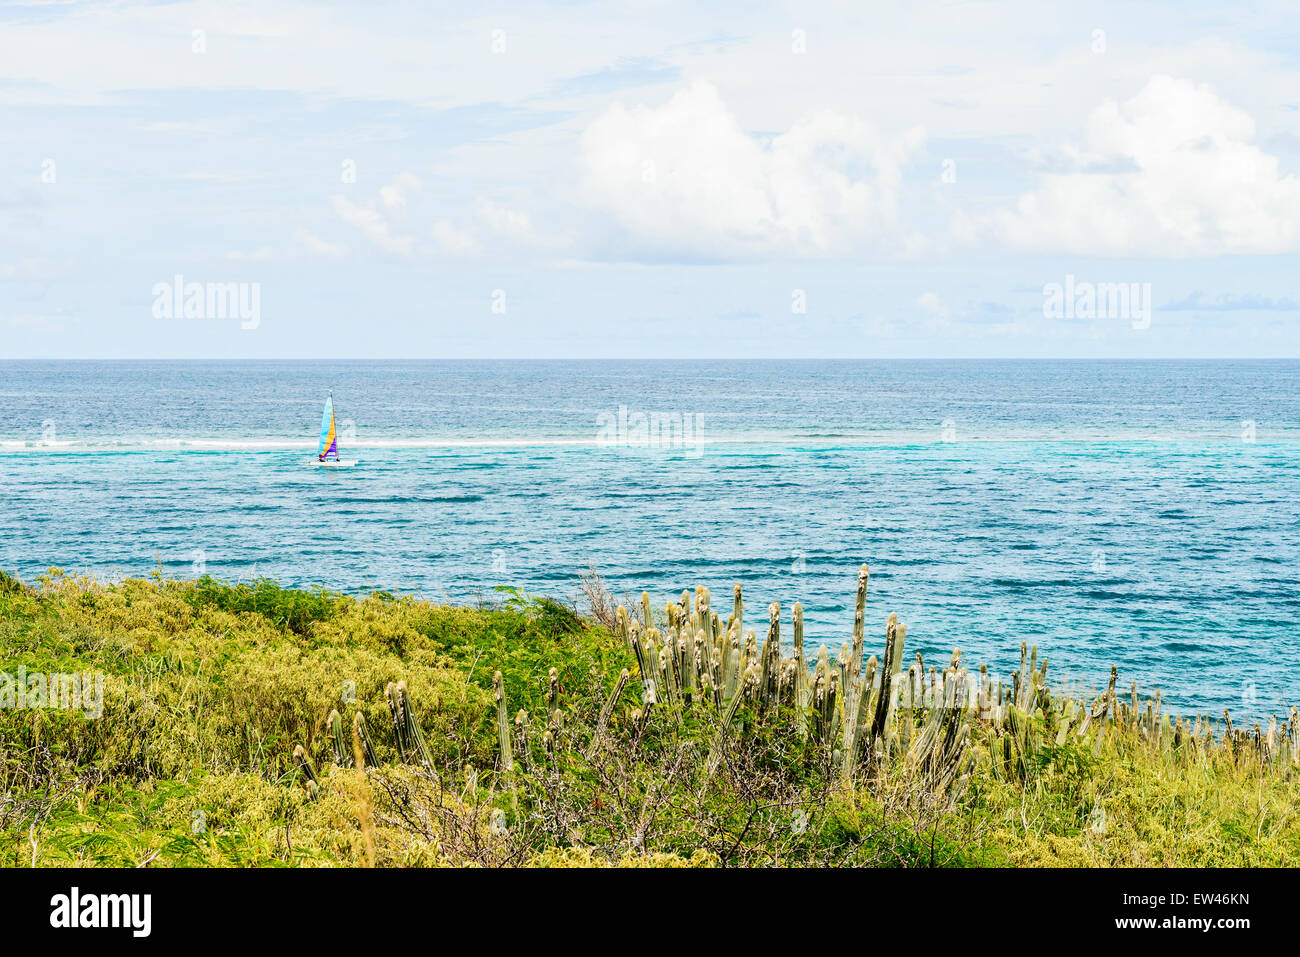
[2,359,1298,719]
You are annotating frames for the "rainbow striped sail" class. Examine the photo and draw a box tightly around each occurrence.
[318,393,339,461]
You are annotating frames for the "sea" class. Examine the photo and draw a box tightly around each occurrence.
[2,359,1298,721]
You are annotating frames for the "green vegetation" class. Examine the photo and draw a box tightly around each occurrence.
[1,567,1296,867]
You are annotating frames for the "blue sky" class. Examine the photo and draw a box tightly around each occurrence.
[1,0,1298,358]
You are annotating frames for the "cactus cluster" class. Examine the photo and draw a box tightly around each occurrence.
[385,680,434,774]
[614,566,979,788]
[292,683,433,797]
[295,565,1297,807]
[603,565,1297,790]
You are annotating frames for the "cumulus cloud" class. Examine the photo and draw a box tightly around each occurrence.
[580,81,924,260]
[327,170,563,259]
[474,197,568,250]
[918,291,949,319]
[294,229,348,258]
[993,75,1300,257]
[430,219,481,256]
[379,172,422,211]
[330,174,419,256]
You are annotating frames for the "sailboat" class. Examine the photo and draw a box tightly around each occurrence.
[313,391,358,468]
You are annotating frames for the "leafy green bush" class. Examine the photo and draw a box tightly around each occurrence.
[185,576,352,635]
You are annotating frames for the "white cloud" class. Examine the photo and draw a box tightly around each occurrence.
[327,172,564,259]
[918,292,948,319]
[293,228,348,258]
[580,81,924,260]
[430,219,480,256]
[473,197,567,251]
[330,174,418,256]
[993,75,1300,257]
[475,198,534,241]
[379,172,421,211]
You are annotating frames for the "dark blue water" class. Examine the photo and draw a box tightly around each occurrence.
[2,360,1298,720]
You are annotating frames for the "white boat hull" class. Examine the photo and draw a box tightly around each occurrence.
[313,459,358,469]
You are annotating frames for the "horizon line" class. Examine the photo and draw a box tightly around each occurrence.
[5,356,1300,363]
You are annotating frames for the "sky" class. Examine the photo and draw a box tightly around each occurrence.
[1,0,1298,359]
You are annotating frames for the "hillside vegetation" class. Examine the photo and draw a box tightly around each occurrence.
[1,567,1296,867]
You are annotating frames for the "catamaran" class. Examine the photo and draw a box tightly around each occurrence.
[313,391,358,468]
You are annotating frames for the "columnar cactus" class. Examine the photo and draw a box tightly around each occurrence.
[595,668,630,744]
[792,602,808,710]
[353,710,378,769]
[329,708,351,768]
[730,583,743,677]
[867,615,904,761]
[514,709,532,771]
[384,681,408,762]
[494,671,514,776]
[394,680,434,773]
[848,565,868,721]
[616,605,629,648]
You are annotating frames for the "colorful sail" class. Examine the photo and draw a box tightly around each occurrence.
[318,394,339,460]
